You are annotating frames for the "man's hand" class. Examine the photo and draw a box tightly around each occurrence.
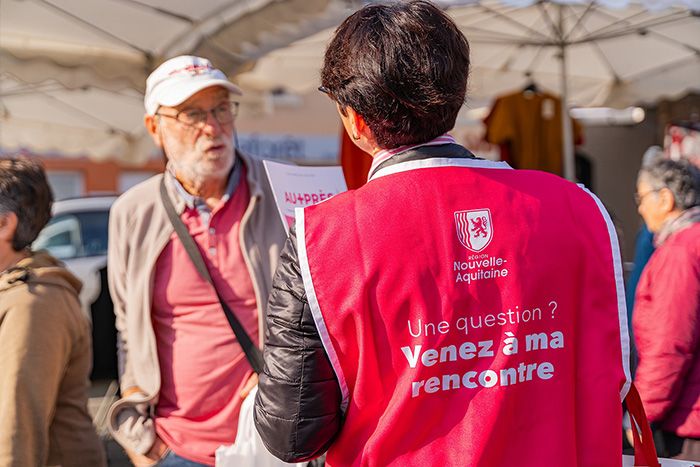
[240,372,259,399]
[125,436,168,467]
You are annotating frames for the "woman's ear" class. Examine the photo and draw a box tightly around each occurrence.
[658,187,677,214]
[344,106,368,140]
[336,103,378,154]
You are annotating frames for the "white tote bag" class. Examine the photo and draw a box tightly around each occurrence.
[622,455,698,466]
[215,386,306,467]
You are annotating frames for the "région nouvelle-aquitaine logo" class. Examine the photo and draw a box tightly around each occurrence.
[454,209,493,253]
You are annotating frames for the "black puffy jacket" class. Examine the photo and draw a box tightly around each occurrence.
[253,228,343,462]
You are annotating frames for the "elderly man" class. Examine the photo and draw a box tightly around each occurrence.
[633,158,700,461]
[0,158,105,467]
[107,56,285,466]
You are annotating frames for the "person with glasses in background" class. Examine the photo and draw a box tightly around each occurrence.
[106,55,285,466]
[0,158,106,467]
[633,158,700,461]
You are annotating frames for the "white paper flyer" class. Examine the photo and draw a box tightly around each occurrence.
[263,160,348,233]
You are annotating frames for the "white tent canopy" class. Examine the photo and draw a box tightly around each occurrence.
[1,0,698,165]
[450,0,700,178]
[452,0,700,108]
[237,0,700,179]
[0,0,351,162]
[240,0,700,106]
[1,0,346,92]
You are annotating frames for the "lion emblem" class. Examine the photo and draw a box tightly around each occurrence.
[470,216,489,238]
[454,209,494,252]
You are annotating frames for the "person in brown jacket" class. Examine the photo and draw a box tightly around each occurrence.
[0,157,106,467]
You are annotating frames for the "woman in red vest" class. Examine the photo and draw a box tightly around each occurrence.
[254,2,631,465]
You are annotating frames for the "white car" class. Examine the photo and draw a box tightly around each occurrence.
[34,195,118,380]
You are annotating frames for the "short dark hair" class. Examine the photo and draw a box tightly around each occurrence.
[639,158,700,211]
[321,0,470,149]
[0,157,54,251]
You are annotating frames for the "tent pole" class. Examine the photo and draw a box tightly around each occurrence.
[559,6,576,182]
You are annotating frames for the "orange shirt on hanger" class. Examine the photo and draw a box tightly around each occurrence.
[485,90,582,176]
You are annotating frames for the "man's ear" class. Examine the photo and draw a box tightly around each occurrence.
[0,212,18,246]
[144,114,163,148]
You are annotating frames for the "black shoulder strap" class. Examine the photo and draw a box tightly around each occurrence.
[159,177,263,374]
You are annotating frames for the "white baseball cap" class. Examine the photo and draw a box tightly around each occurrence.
[144,55,242,115]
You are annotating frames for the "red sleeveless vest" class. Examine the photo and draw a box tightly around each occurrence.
[296,157,630,466]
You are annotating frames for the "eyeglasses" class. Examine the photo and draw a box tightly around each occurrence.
[634,189,660,206]
[156,101,239,128]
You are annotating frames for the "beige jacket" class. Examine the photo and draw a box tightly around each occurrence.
[0,252,106,467]
[106,152,286,454]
